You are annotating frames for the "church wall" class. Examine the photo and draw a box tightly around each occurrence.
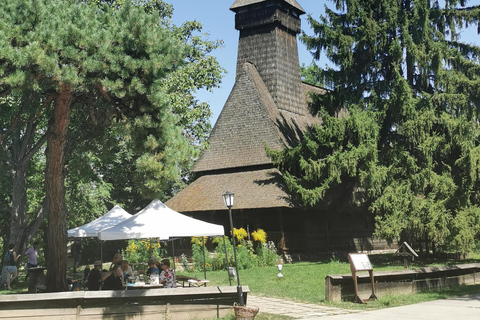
[189,207,394,260]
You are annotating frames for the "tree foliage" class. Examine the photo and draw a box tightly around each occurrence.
[269,0,480,253]
[0,0,223,290]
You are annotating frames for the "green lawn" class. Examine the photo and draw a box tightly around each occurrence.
[3,252,480,312]
[178,252,480,310]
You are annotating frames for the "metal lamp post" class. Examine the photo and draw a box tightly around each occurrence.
[223,190,244,306]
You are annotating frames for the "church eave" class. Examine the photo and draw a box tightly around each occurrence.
[165,168,297,213]
[230,0,305,15]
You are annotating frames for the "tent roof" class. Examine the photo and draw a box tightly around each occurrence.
[98,199,225,241]
[67,205,132,238]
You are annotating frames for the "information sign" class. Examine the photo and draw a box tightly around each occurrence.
[347,253,377,304]
[349,253,372,271]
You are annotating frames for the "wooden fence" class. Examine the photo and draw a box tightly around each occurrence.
[0,286,249,320]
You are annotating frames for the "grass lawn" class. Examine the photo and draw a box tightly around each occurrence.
[3,252,480,313]
[177,252,480,311]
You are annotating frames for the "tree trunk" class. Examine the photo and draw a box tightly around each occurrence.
[10,134,29,255]
[45,84,71,292]
[5,120,48,270]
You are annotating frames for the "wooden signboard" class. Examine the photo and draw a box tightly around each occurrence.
[349,253,372,271]
[348,253,377,304]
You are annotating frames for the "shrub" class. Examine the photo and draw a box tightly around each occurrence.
[123,239,162,263]
[256,241,280,267]
[190,229,281,271]
[180,253,189,270]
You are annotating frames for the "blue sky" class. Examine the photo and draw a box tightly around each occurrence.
[167,0,480,126]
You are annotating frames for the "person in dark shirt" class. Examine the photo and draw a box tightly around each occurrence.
[146,256,160,277]
[102,253,123,283]
[102,265,124,290]
[87,261,102,291]
[109,253,123,271]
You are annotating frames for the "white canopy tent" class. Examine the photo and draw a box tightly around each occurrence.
[98,199,228,284]
[67,205,132,275]
[67,205,132,238]
[98,199,225,240]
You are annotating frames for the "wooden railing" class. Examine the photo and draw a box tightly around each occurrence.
[0,286,249,320]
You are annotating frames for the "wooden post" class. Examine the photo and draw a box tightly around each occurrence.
[348,253,377,304]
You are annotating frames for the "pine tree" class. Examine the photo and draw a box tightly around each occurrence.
[269,0,480,253]
[0,0,222,291]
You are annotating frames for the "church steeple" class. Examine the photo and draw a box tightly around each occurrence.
[230,0,306,115]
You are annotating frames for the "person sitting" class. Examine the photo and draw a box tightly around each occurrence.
[86,261,102,291]
[25,241,40,269]
[146,257,159,277]
[159,258,176,288]
[24,241,40,280]
[121,260,133,283]
[102,265,124,290]
[102,252,123,283]
[109,253,123,271]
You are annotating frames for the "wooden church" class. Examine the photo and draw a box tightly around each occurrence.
[166,0,392,258]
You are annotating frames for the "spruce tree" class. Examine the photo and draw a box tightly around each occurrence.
[270,0,480,253]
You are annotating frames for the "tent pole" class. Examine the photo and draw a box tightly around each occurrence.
[223,235,231,286]
[171,239,176,286]
[202,237,207,280]
[72,238,77,279]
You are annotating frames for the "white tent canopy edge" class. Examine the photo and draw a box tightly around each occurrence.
[98,199,225,240]
[67,205,132,238]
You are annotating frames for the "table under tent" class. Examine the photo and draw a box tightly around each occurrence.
[98,199,229,285]
[67,205,132,273]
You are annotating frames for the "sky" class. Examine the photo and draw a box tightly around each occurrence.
[166,0,480,127]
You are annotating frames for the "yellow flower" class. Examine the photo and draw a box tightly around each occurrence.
[191,236,207,246]
[251,229,267,243]
[233,228,248,241]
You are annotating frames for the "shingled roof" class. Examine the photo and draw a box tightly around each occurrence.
[230,0,305,14]
[192,62,322,173]
[166,168,296,212]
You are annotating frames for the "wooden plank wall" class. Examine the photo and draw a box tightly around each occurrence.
[0,286,249,320]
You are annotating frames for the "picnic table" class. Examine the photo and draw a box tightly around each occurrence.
[175,275,210,287]
[125,282,163,290]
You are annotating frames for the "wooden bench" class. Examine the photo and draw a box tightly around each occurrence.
[325,263,480,302]
[175,275,210,287]
[0,285,249,320]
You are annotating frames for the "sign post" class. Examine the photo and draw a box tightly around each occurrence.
[347,253,377,304]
